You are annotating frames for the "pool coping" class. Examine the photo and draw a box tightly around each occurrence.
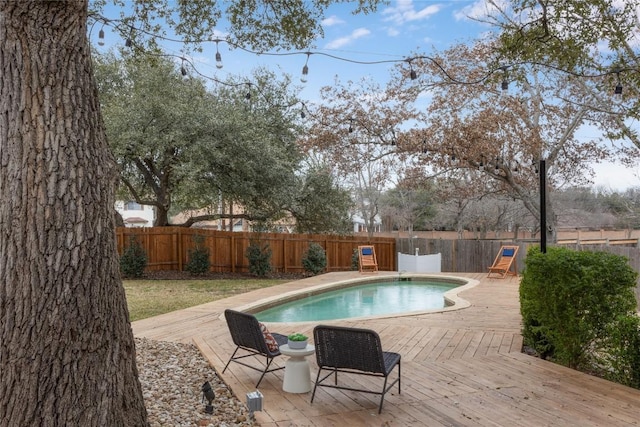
[224,272,479,324]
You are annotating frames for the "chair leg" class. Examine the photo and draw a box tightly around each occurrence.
[222,347,240,373]
[255,357,275,388]
[378,376,389,414]
[398,361,401,394]
[310,368,323,403]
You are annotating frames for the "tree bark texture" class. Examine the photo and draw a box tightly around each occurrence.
[0,1,148,425]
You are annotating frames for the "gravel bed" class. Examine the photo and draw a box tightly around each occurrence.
[136,338,255,427]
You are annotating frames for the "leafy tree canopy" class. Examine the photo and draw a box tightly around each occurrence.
[94,51,304,226]
[90,0,383,52]
[289,165,354,234]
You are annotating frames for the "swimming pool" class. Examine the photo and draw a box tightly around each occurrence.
[253,276,470,322]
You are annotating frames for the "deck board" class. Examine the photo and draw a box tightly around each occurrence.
[133,271,640,426]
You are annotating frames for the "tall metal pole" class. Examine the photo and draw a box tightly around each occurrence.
[539,159,547,253]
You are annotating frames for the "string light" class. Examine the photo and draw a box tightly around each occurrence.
[615,69,623,95]
[98,25,105,46]
[89,13,636,119]
[180,58,187,76]
[90,12,638,97]
[301,52,310,83]
[215,40,223,69]
[90,12,637,90]
[500,66,509,91]
[407,59,417,80]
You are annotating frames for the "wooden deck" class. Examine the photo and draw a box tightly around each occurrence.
[132,272,640,426]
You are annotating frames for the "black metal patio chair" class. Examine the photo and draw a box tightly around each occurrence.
[311,325,401,413]
[222,309,288,387]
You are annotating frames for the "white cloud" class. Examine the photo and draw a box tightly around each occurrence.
[382,0,442,25]
[322,15,345,27]
[453,0,510,22]
[387,27,400,37]
[325,27,371,49]
[210,29,229,40]
[591,161,639,190]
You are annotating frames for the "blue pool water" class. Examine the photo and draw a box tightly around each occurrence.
[254,279,459,322]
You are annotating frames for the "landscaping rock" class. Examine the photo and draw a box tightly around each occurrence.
[136,337,254,427]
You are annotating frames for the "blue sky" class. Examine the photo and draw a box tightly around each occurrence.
[92,0,639,190]
[93,1,493,100]
[220,0,491,100]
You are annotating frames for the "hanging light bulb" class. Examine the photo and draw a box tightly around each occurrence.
[409,59,418,80]
[301,52,310,83]
[98,26,105,46]
[215,40,223,69]
[500,65,509,91]
[300,103,306,119]
[180,58,187,76]
[614,70,623,95]
[348,118,354,133]
[124,28,133,48]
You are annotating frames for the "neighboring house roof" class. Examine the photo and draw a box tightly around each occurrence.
[124,216,149,224]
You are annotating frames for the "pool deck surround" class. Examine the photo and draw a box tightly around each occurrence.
[132,271,640,426]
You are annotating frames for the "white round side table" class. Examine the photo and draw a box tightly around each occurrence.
[279,344,316,393]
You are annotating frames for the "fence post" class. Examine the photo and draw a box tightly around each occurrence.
[177,227,182,271]
[282,235,287,273]
[231,234,235,273]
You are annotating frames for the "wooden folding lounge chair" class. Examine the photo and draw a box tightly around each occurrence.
[487,245,519,278]
[222,309,288,387]
[358,245,378,273]
[311,325,401,414]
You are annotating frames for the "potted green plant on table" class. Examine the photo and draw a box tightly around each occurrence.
[287,333,308,349]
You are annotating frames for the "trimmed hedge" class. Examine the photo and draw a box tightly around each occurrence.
[520,246,640,387]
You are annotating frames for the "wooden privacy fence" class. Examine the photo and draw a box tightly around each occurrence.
[116,227,396,274]
[398,238,640,274]
[396,238,534,274]
[398,238,640,308]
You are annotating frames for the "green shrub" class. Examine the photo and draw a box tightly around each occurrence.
[120,236,147,278]
[351,248,359,270]
[246,241,272,277]
[600,315,640,388]
[302,242,327,275]
[520,246,638,372]
[185,234,210,276]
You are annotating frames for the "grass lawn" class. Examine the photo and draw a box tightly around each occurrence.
[124,278,288,321]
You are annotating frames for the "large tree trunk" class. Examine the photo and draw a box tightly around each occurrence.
[0,1,148,425]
